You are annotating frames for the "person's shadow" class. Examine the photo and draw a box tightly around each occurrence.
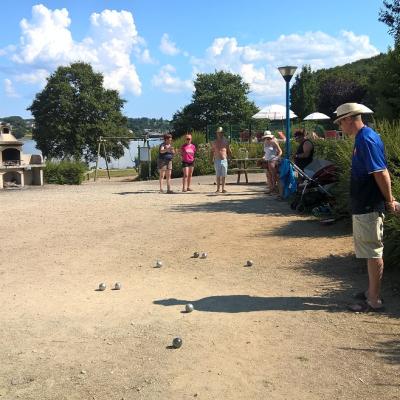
[153,294,341,313]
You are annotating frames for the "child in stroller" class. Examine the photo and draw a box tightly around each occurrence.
[290,159,338,213]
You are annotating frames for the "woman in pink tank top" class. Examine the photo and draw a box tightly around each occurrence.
[180,133,196,192]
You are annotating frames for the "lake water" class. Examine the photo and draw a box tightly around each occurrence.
[22,139,161,169]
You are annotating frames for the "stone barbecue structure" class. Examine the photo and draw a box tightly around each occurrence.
[0,122,45,189]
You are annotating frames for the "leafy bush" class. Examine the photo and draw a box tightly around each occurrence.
[44,160,87,185]
[229,141,264,158]
[375,120,400,268]
[313,121,400,270]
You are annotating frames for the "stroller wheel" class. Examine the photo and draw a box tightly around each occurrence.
[296,204,306,213]
[290,201,298,210]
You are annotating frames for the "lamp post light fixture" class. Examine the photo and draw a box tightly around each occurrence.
[278,66,297,159]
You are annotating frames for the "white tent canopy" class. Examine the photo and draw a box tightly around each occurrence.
[252,104,297,120]
[303,112,330,121]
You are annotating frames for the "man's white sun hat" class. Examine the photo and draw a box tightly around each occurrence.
[334,103,373,124]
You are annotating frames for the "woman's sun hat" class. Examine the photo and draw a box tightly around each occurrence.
[262,130,274,139]
[216,126,224,133]
[333,103,371,124]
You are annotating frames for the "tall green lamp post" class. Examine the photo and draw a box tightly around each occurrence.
[278,66,297,159]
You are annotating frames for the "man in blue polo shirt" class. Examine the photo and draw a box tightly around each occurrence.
[334,103,397,312]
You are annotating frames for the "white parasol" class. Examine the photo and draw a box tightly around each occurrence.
[252,104,297,120]
[303,112,330,121]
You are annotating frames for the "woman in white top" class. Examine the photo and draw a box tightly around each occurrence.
[262,131,282,193]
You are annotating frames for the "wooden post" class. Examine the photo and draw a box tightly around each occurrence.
[94,138,101,182]
[102,141,111,180]
[148,141,151,180]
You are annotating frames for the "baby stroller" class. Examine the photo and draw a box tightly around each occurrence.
[290,159,338,213]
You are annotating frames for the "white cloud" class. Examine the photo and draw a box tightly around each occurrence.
[138,48,155,64]
[1,6,382,109]
[191,31,380,101]
[15,69,49,86]
[152,64,193,93]
[4,79,19,98]
[13,4,73,64]
[7,5,148,96]
[159,33,180,56]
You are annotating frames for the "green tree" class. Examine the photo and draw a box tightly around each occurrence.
[0,116,29,138]
[193,71,258,125]
[317,75,367,116]
[289,55,385,120]
[28,62,129,162]
[373,46,400,119]
[290,65,317,119]
[379,0,400,45]
[171,103,204,136]
[172,71,258,135]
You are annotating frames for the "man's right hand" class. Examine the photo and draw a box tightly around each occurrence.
[385,199,397,213]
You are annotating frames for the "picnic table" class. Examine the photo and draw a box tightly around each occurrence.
[230,158,264,183]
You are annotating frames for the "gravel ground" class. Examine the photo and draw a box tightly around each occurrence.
[0,174,399,400]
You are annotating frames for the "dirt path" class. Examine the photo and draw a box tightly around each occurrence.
[0,174,399,400]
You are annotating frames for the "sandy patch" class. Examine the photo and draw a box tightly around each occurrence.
[0,174,399,399]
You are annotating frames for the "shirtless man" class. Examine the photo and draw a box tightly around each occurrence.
[211,127,232,193]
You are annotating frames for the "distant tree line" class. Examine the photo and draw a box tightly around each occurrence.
[0,116,32,138]
[127,117,171,136]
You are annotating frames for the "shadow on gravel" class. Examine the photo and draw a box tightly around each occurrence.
[114,190,161,195]
[265,218,352,238]
[156,254,400,316]
[154,295,340,313]
[375,340,400,365]
[300,253,400,319]
[339,339,400,366]
[170,194,290,216]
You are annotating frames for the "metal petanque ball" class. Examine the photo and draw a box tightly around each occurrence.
[114,282,122,290]
[246,260,253,267]
[200,252,208,259]
[98,283,106,291]
[193,252,200,258]
[155,260,163,268]
[185,303,194,313]
[172,337,183,349]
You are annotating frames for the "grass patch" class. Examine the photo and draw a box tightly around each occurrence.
[93,168,137,178]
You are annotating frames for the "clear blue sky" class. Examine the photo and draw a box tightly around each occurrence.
[0,1,393,120]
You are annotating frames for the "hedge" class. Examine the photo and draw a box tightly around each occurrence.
[44,160,87,185]
[313,120,400,269]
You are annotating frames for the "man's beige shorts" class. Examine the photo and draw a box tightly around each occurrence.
[352,212,384,259]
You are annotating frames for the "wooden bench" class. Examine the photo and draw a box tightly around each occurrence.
[230,158,264,183]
